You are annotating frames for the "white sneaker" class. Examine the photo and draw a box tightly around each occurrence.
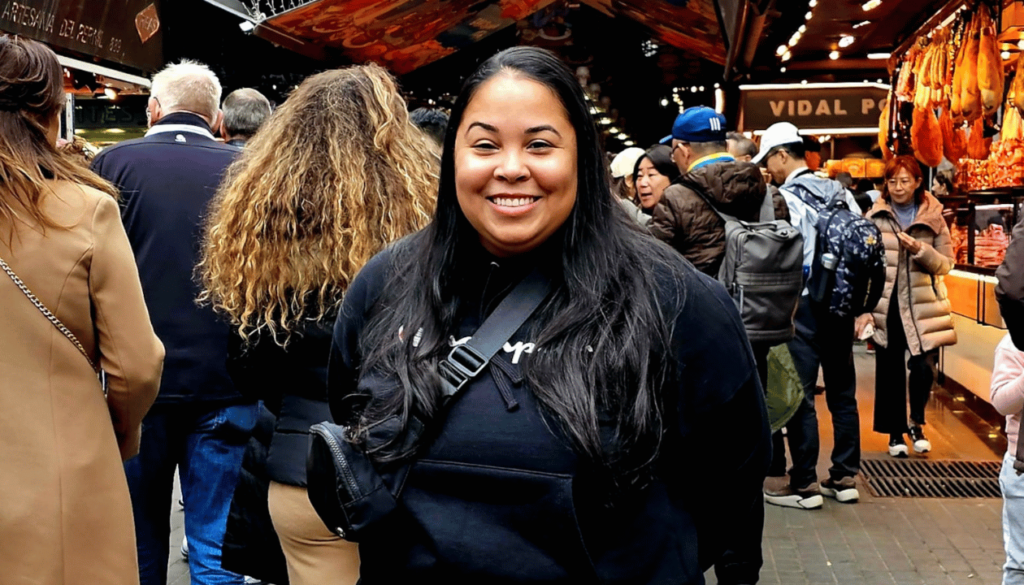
[888,436,909,458]
[820,477,860,503]
[908,425,932,453]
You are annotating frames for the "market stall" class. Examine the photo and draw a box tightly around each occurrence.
[0,0,162,143]
[738,82,891,178]
[883,0,1024,403]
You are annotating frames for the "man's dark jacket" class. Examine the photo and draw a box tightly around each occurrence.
[650,160,789,276]
[92,113,245,404]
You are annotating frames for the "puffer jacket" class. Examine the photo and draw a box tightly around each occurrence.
[867,191,957,355]
[649,160,788,276]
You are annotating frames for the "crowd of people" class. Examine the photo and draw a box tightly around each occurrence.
[2,32,1024,585]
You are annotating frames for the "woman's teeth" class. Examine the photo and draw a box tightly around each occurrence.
[494,197,534,207]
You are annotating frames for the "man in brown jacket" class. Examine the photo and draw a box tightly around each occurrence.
[650,107,787,277]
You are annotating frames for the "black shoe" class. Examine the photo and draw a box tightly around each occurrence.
[908,425,932,453]
[888,434,909,458]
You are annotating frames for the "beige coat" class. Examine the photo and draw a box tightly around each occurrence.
[0,181,164,585]
[867,191,957,355]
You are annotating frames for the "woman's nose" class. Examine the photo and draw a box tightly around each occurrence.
[494,151,529,182]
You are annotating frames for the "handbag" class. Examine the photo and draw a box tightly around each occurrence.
[766,344,803,433]
[306,269,552,541]
[0,255,104,385]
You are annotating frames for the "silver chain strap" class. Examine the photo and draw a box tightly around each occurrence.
[0,255,99,373]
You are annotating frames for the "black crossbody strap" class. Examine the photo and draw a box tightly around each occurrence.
[438,268,551,398]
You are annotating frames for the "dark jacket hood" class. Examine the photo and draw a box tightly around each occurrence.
[678,160,767,220]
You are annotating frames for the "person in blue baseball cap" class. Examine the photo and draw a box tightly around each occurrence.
[649,106,786,276]
[649,106,789,585]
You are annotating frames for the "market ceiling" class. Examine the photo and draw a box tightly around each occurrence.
[212,0,726,73]
[738,0,954,82]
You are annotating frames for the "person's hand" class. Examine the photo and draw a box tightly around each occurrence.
[896,232,923,255]
[854,313,874,339]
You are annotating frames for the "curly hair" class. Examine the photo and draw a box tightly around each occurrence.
[199,63,438,344]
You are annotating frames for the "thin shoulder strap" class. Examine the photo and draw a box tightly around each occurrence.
[0,255,99,373]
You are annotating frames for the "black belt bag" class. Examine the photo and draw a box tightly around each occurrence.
[306,269,551,542]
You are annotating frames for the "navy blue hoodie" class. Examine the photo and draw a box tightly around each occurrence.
[328,237,770,584]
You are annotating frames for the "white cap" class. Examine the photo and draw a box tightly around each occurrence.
[751,122,802,165]
[609,147,646,178]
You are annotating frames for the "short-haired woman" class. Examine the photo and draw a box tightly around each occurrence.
[855,155,956,457]
[200,64,437,585]
[326,46,769,583]
[0,36,164,584]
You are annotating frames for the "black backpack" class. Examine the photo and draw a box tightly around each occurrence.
[786,182,886,318]
[698,190,804,344]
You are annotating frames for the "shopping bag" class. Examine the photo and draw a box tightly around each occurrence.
[766,344,804,432]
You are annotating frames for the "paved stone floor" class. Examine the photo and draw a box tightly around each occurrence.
[166,349,1009,585]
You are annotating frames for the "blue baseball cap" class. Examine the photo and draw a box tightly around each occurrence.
[659,106,728,144]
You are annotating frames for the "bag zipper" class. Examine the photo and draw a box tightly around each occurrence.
[312,425,363,500]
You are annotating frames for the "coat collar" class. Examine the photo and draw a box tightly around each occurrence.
[868,190,946,234]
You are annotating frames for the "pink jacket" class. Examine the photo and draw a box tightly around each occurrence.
[992,334,1024,455]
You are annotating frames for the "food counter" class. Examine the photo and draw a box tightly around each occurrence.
[938,189,1020,401]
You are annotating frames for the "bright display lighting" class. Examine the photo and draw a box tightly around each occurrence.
[867,52,890,59]
[853,20,871,29]
[777,44,788,56]
[829,51,840,60]
[782,51,792,62]
[862,0,881,11]
[839,35,855,48]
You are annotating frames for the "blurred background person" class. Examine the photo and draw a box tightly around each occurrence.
[410,107,449,156]
[219,88,272,147]
[0,36,163,585]
[726,131,758,163]
[855,155,956,458]
[200,63,438,585]
[608,146,645,221]
[632,144,679,224]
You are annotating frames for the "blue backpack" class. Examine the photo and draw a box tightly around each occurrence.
[788,182,886,318]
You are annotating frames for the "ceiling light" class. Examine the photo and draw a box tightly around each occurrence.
[839,35,855,48]
[801,80,808,85]
[799,25,807,33]
[691,86,698,93]
[660,98,669,106]
[1002,51,1011,60]
[714,83,721,89]
[809,0,818,6]
[777,44,788,56]
[867,52,890,59]
[624,140,635,146]
[781,66,787,73]
[699,86,705,92]
[853,20,871,29]
[782,51,792,62]
[805,11,813,20]
[103,87,118,99]
[862,0,881,11]
[829,51,840,60]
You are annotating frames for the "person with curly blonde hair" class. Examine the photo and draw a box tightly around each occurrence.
[199,63,437,585]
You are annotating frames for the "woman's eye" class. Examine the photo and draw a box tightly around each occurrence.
[528,140,553,150]
[472,142,498,151]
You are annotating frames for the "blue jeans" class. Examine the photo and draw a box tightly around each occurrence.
[1001,452,1024,584]
[781,296,860,488]
[125,402,259,585]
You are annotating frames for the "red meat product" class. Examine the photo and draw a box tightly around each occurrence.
[912,107,944,167]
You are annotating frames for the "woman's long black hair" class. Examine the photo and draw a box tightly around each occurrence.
[356,46,686,489]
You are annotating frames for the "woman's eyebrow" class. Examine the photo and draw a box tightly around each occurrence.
[466,121,498,134]
[526,125,561,137]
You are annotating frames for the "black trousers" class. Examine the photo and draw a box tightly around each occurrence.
[714,341,771,585]
[873,294,938,434]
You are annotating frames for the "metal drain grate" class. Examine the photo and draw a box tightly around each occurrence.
[861,459,1002,498]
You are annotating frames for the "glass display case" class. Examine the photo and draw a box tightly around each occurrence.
[940,188,1021,273]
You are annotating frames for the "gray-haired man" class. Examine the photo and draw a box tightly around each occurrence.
[219,88,272,147]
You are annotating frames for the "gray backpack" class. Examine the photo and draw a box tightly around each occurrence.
[701,190,804,344]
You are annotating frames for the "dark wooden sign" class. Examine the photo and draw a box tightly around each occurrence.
[740,84,890,132]
[0,0,163,72]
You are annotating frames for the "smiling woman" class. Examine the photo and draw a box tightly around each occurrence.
[324,46,771,584]
[454,73,578,256]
